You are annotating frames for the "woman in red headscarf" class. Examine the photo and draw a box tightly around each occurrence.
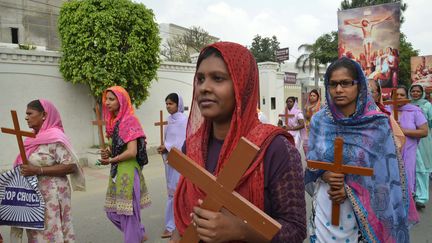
[170,42,306,243]
[100,86,151,242]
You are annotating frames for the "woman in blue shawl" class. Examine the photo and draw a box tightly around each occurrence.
[305,57,418,243]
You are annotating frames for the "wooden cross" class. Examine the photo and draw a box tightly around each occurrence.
[1,110,35,164]
[154,110,168,146]
[278,109,294,127]
[306,137,374,226]
[383,89,410,122]
[92,104,106,149]
[167,137,282,242]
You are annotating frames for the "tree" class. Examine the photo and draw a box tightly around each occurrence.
[160,26,215,63]
[249,35,280,63]
[183,26,215,53]
[295,32,337,88]
[313,31,339,65]
[295,44,320,88]
[160,36,191,63]
[58,0,160,107]
[399,32,419,86]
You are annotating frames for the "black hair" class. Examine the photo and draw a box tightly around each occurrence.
[27,100,44,112]
[165,93,179,105]
[396,84,409,96]
[310,89,320,98]
[196,47,223,68]
[326,57,359,81]
[286,96,296,103]
[410,84,424,95]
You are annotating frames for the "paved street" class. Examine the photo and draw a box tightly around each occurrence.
[1,153,431,242]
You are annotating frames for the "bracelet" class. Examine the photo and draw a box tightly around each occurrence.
[39,167,43,175]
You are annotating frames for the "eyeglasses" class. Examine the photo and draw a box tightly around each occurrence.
[328,80,358,89]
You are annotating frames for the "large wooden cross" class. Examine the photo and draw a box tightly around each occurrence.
[307,137,374,226]
[1,110,35,164]
[383,89,410,122]
[167,137,282,243]
[278,109,294,127]
[92,104,106,149]
[154,110,168,146]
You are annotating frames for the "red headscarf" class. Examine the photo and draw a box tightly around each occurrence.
[174,42,293,235]
[102,86,145,143]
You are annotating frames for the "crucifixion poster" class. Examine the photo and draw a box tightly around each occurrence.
[338,2,401,92]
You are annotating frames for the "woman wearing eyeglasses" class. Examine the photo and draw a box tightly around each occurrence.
[305,57,418,243]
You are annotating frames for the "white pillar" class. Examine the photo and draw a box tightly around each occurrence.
[258,62,285,125]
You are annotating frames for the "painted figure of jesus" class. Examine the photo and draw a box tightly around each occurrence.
[344,15,392,64]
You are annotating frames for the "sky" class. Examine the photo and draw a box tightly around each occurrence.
[136,0,432,60]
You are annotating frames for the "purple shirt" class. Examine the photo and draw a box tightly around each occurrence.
[204,135,307,243]
[397,104,428,193]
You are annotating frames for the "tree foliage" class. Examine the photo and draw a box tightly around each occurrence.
[312,31,339,66]
[161,26,215,63]
[399,32,419,86]
[295,43,321,88]
[160,36,191,63]
[295,32,337,74]
[58,0,160,107]
[183,26,215,53]
[249,35,280,63]
[295,44,316,73]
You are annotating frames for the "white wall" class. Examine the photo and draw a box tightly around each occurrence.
[0,48,304,169]
[0,48,196,169]
[0,48,94,169]
[135,62,195,150]
[258,62,286,125]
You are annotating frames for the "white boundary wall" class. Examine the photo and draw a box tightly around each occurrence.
[0,49,297,169]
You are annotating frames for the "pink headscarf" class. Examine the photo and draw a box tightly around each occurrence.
[14,99,74,167]
[102,86,146,143]
[284,99,306,139]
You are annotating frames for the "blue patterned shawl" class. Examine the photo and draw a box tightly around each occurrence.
[305,58,418,243]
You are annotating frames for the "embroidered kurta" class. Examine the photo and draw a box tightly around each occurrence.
[11,143,76,243]
[104,152,151,215]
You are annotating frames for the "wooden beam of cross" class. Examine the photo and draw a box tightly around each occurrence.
[306,137,373,226]
[278,111,294,128]
[92,105,106,149]
[154,110,168,146]
[167,137,282,242]
[383,89,410,122]
[1,110,35,165]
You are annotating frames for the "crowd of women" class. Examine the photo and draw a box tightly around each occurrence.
[2,41,431,243]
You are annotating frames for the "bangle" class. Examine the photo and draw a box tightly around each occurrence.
[39,167,43,175]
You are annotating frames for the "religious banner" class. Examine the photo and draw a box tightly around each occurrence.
[0,166,45,229]
[338,2,401,92]
[411,55,432,88]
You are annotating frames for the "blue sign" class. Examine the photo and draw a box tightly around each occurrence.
[0,166,45,229]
